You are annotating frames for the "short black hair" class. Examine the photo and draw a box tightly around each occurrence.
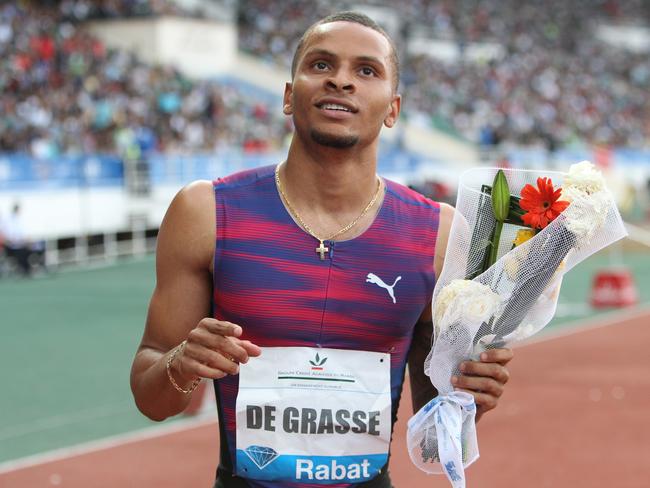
[290,11,400,91]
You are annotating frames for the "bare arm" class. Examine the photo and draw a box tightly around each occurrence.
[408,202,453,412]
[129,181,260,421]
[408,317,437,413]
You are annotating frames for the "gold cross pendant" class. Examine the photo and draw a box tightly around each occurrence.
[315,240,329,260]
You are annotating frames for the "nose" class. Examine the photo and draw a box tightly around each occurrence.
[325,67,355,93]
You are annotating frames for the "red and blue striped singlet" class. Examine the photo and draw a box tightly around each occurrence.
[212,164,440,487]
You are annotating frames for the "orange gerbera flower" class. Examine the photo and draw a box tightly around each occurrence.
[519,177,570,229]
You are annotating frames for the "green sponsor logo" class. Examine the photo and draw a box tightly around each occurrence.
[309,352,327,367]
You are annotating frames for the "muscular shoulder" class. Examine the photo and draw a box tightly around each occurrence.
[157,180,215,272]
[176,179,215,208]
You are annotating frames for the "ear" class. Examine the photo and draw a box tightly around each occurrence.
[282,82,293,115]
[383,94,401,128]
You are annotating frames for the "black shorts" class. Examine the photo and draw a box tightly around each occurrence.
[213,466,394,488]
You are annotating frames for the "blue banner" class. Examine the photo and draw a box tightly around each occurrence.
[0,154,123,190]
[236,450,387,484]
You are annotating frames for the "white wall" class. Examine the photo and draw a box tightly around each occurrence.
[596,24,650,53]
[88,16,237,78]
[408,37,504,63]
[0,186,180,240]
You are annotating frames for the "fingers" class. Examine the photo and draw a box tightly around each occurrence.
[201,318,242,338]
[187,326,250,364]
[451,350,513,418]
[199,319,262,357]
[175,318,262,382]
[459,359,510,385]
[192,319,261,361]
[180,355,230,380]
[477,347,514,366]
[239,340,263,358]
[452,369,505,398]
[455,387,500,414]
[183,340,241,375]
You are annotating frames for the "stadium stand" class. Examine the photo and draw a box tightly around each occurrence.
[0,1,289,158]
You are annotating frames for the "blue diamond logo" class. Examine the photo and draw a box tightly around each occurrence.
[244,445,279,469]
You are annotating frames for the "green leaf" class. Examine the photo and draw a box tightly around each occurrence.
[491,170,511,222]
[320,357,327,366]
[309,360,317,366]
[315,353,320,363]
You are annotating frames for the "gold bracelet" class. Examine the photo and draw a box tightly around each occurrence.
[166,340,201,394]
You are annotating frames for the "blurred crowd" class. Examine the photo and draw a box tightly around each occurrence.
[238,0,650,150]
[0,1,289,158]
[1,0,649,158]
[57,0,185,20]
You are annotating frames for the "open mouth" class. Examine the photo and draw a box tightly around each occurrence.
[319,103,352,112]
[315,100,357,113]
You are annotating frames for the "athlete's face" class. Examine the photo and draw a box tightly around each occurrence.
[283,21,401,150]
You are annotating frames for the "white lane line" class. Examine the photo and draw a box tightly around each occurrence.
[554,302,592,318]
[0,411,218,475]
[519,304,650,348]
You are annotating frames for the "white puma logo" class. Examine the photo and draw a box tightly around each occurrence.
[366,273,402,304]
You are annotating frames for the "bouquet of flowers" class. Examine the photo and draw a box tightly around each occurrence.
[406,162,628,488]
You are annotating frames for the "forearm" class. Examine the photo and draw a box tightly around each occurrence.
[408,319,438,413]
[130,346,196,421]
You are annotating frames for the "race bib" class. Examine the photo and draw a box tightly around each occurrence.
[235,347,391,484]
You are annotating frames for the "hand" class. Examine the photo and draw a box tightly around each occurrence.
[451,348,514,421]
[171,319,262,385]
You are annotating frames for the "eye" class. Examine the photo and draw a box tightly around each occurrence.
[360,66,377,77]
[313,61,329,71]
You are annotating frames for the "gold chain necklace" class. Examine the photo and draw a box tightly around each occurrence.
[275,164,382,260]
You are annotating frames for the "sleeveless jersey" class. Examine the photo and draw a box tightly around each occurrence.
[212,165,440,488]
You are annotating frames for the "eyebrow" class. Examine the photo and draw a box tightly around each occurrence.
[303,48,336,60]
[356,56,386,70]
[303,49,386,69]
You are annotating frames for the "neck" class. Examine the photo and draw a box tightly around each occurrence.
[282,136,380,215]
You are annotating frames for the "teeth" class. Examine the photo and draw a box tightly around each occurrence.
[321,103,351,112]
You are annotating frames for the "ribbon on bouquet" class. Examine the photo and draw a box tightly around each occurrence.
[406,391,478,488]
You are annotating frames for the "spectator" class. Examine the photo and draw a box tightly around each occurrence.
[1,203,32,276]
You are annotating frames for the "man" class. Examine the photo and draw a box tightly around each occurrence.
[130,12,513,488]
[2,203,32,276]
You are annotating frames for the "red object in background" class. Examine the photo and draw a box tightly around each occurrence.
[496,155,511,169]
[242,138,269,153]
[590,268,638,308]
[92,39,106,59]
[593,144,613,169]
[14,52,32,71]
[30,35,56,61]
[252,103,268,120]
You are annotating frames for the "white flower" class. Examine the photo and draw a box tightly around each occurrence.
[433,279,502,336]
[562,160,606,195]
[561,161,612,242]
[562,191,610,239]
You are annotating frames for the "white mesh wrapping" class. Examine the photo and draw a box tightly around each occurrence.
[406,165,628,488]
